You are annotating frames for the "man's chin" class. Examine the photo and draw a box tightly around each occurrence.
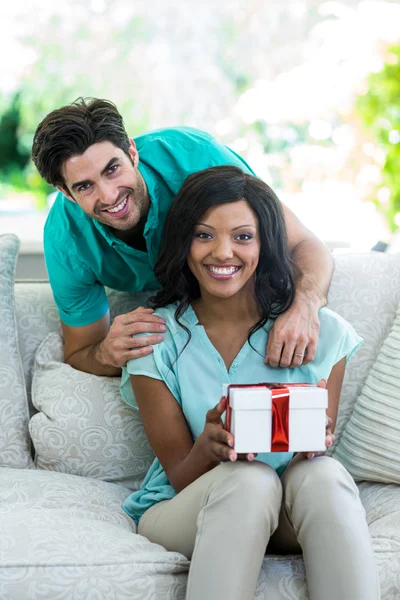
[95,212,139,231]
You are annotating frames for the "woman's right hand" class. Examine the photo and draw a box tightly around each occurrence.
[195,397,256,464]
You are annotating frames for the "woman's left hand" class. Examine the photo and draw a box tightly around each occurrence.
[302,378,335,460]
[304,413,335,460]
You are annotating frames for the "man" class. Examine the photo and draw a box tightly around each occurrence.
[32,97,333,376]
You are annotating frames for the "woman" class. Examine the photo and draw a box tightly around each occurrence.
[120,166,379,600]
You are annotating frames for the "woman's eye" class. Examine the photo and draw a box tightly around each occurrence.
[236,233,253,241]
[194,232,213,240]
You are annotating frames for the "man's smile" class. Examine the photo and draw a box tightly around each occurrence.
[102,193,130,218]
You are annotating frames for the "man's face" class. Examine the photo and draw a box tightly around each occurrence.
[59,140,148,232]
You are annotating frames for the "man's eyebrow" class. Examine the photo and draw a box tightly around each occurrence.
[195,222,256,231]
[71,157,120,192]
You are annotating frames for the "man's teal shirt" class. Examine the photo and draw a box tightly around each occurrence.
[44,127,255,327]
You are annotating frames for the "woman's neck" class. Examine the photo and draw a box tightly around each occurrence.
[192,289,261,329]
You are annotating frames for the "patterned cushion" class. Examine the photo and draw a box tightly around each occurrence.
[30,332,155,489]
[14,283,154,415]
[0,234,33,468]
[333,300,400,482]
[0,468,189,600]
[326,252,400,448]
[1,472,397,600]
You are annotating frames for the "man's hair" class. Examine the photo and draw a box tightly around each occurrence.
[31,98,131,192]
[150,165,295,343]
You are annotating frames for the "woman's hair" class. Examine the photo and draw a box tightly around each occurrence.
[150,165,296,343]
[31,98,131,194]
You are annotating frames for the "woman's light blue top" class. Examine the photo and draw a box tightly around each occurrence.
[120,304,362,523]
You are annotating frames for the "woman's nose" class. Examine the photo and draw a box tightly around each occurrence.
[211,239,234,260]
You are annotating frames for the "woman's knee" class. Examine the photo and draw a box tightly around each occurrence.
[284,456,361,511]
[211,461,283,509]
[285,455,354,487]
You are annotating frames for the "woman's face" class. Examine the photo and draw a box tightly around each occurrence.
[187,199,261,300]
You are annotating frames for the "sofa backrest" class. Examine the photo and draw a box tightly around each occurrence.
[14,252,400,444]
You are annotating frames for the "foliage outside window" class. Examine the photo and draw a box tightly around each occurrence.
[356,43,400,233]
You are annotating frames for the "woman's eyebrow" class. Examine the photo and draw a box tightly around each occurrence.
[195,223,256,230]
[196,222,215,229]
[232,224,257,231]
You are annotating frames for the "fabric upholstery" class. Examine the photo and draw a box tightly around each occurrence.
[0,468,189,600]
[14,283,153,415]
[334,300,400,482]
[325,252,400,448]
[0,234,33,468]
[30,332,155,489]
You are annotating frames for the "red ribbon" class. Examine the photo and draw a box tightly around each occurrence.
[270,386,289,452]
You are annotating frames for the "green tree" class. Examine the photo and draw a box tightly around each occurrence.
[0,93,30,173]
[356,44,400,232]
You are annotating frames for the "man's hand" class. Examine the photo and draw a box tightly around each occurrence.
[97,307,166,368]
[266,293,320,368]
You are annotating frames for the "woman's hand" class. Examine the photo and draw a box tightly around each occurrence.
[195,397,256,464]
[304,413,335,460]
[303,378,335,459]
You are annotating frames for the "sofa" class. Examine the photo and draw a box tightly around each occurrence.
[1,232,400,600]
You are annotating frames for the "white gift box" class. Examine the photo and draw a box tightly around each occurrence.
[223,383,328,454]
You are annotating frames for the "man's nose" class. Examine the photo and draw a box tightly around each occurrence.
[97,181,118,207]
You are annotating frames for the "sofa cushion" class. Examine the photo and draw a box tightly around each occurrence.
[1,469,397,600]
[14,283,154,415]
[0,234,33,468]
[29,332,155,489]
[333,299,400,483]
[0,468,189,600]
[326,252,400,448]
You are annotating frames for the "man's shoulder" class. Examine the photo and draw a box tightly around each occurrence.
[44,193,95,250]
[134,126,254,181]
[43,194,97,278]
[133,126,216,150]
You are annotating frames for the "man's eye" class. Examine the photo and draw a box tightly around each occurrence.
[236,233,253,241]
[78,183,91,192]
[108,165,119,174]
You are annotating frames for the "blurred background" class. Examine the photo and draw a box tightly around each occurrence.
[1,0,400,277]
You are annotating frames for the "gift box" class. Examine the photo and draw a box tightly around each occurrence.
[223,383,328,453]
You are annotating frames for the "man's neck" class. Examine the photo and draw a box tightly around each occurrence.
[114,217,148,251]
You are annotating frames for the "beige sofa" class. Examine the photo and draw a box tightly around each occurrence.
[1,233,400,600]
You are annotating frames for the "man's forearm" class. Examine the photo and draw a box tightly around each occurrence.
[291,237,334,309]
[64,341,121,377]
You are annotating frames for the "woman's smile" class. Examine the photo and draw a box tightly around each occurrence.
[203,264,243,279]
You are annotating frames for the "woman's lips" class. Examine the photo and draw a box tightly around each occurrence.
[204,265,242,279]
